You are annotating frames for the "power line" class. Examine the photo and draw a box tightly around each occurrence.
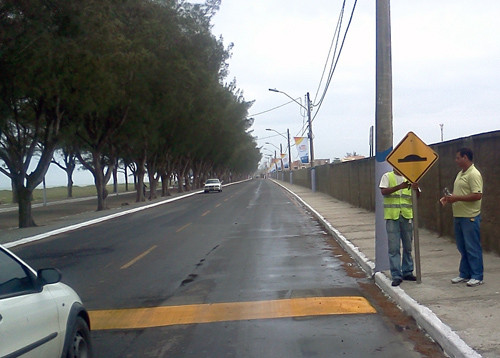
[313,0,346,104]
[248,97,302,117]
[312,0,358,122]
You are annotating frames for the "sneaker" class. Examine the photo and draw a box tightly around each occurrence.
[391,278,403,287]
[403,274,417,281]
[451,276,468,284]
[466,279,483,287]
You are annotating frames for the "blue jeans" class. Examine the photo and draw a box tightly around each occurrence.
[386,216,414,280]
[454,215,483,280]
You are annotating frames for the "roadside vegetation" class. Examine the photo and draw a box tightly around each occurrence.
[0,0,260,227]
[0,185,132,206]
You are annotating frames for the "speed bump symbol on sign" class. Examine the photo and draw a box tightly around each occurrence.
[386,132,438,183]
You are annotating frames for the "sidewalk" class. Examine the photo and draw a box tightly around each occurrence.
[275,180,499,358]
[1,180,498,357]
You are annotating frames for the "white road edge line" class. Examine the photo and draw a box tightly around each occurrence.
[272,179,481,358]
[4,179,250,250]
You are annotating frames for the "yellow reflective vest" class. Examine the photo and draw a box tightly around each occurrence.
[383,171,413,220]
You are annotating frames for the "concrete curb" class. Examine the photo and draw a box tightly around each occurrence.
[274,180,481,358]
[0,191,138,213]
[4,190,202,249]
[4,179,250,250]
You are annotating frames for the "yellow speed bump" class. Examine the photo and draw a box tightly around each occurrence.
[89,296,376,330]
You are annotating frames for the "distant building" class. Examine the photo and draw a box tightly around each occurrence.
[314,159,330,166]
[342,155,366,162]
[291,159,330,170]
[292,160,306,170]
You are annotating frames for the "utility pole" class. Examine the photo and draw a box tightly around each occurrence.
[287,128,293,184]
[369,125,374,157]
[375,0,393,272]
[280,143,284,180]
[440,123,444,141]
[307,92,316,192]
[306,92,314,166]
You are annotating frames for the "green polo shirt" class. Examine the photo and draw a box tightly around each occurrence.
[452,164,483,217]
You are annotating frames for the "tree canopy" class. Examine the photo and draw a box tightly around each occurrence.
[0,0,260,226]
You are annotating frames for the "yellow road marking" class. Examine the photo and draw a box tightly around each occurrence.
[176,223,192,232]
[201,210,211,217]
[120,245,157,270]
[89,296,376,330]
[215,203,221,208]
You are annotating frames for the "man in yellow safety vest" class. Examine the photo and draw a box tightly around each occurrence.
[379,168,419,286]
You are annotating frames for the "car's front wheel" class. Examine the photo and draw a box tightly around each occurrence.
[66,316,92,358]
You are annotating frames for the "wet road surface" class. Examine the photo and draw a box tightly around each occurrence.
[12,179,445,357]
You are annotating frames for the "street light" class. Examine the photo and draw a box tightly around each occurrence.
[268,88,315,190]
[268,88,314,167]
[262,154,274,177]
[265,142,285,174]
[265,129,292,174]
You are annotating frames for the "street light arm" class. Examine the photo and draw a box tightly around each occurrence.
[265,128,288,141]
[268,88,307,111]
[265,142,280,151]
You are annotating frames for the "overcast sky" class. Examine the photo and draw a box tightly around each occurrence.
[209,0,500,166]
[2,0,499,189]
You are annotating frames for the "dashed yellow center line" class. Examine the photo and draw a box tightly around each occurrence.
[120,245,157,270]
[215,203,221,208]
[176,223,192,232]
[89,296,376,330]
[201,210,211,217]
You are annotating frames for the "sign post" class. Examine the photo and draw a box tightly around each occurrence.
[386,132,438,283]
[411,190,421,283]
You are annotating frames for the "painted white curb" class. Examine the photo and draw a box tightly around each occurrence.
[4,179,250,250]
[273,180,481,358]
[4,190,202,249]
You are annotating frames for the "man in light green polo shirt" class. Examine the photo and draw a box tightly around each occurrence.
[441,148,483,287]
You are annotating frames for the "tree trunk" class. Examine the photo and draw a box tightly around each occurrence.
[135,158,146,202]
[93,157,108,211]
[146,159,159,200]
[11,181,18,204]
[176,172,184,193]
[124,165,128,191]
[161,172,171,196]
[149,177,158,199]
[113,163,118,194]
[67,171,74,198]
[137,170,146,202]
[94,170,107,211]
[17,186,36,228]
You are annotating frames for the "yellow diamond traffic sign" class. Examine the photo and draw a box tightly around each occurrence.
[386,132,438,183]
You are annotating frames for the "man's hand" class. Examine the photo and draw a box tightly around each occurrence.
[398,181,410,190]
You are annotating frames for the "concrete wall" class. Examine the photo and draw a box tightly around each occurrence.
[277,130,500,255]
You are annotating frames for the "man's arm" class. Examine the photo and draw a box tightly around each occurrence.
[380,181,409,196]
[445,192,482,203]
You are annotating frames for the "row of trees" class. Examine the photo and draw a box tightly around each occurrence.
[0,0,261,227]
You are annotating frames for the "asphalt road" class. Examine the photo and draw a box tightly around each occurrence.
[11,179,445,358]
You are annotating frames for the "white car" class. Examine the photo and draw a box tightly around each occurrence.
[0,244,92,358]
[204,178,222,193]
